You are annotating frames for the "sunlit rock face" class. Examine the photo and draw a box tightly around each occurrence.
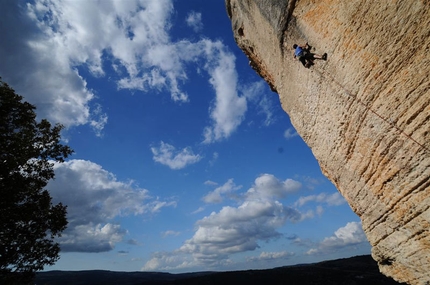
[225,0,430,284]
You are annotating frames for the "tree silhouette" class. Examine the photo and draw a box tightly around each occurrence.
[0,79,73,284]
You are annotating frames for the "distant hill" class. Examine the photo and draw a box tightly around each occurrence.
[35,255,406,285]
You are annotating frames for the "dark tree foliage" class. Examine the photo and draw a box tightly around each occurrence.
[0,79,73,284]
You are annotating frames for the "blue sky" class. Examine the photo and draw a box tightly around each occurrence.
[1,0,370,273]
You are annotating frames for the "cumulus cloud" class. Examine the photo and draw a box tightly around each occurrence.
[246,174,302,201]
[186,11,203,32]
[60,223,125,253]
[294,192,346,208]
[202,178,241,203]
[178,199,301,264]
[143,174,304,271]
[247,251,294,262]
[307,222,368,255]
[142,251,195,271]
[0,0,251,140]
[48,159,175,252]
[0,1,88,126]
[151,141,202,170]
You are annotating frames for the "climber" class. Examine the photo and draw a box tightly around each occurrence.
[293,43,327,68]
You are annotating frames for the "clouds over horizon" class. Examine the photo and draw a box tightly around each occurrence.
[141,174,361,272]
[143,174,305,271]
[307,222,368,255]
[247,251,294,262]
[48,159,176,252]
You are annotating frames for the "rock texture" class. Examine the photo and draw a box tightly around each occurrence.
[226,0,430,284]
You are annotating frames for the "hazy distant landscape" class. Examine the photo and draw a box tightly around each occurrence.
[36,255,405,285]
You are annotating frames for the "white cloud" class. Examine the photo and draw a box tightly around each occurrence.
[246,174,302,201]
[179,198,293,258]
[141,37,250,144]
[186,11,203,32]
[143,174,304,271]
[60,223,125,253]
[204,180,218,186]
[284,128,299,140]
[300,176,323,190]
[2,0,172,129]
[151,141,202,170]
[48,159,175,252]
[90,104,108,137]
[202,41,247,143]
[307,222,368,255]
[316,205,324,216]
[202,178,242,203]
[242,81,265,102]
[150,200,177,213]
[191,207,205,215]
[162,231,180,238]
[247,251,294,262]
[142,251,195,271]
[209,152,219,166]
[242,81,275,126]
[1,2,250,141]
[294,192,346,207]
[258,95,275,126]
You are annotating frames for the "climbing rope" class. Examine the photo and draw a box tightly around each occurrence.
[312,68,429,153]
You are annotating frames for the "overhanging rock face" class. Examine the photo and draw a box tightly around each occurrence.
[225,0,430,284]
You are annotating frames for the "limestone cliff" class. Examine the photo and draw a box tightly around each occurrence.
[225,0,430,284]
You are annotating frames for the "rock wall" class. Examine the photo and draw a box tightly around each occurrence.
[226,0,430,284]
